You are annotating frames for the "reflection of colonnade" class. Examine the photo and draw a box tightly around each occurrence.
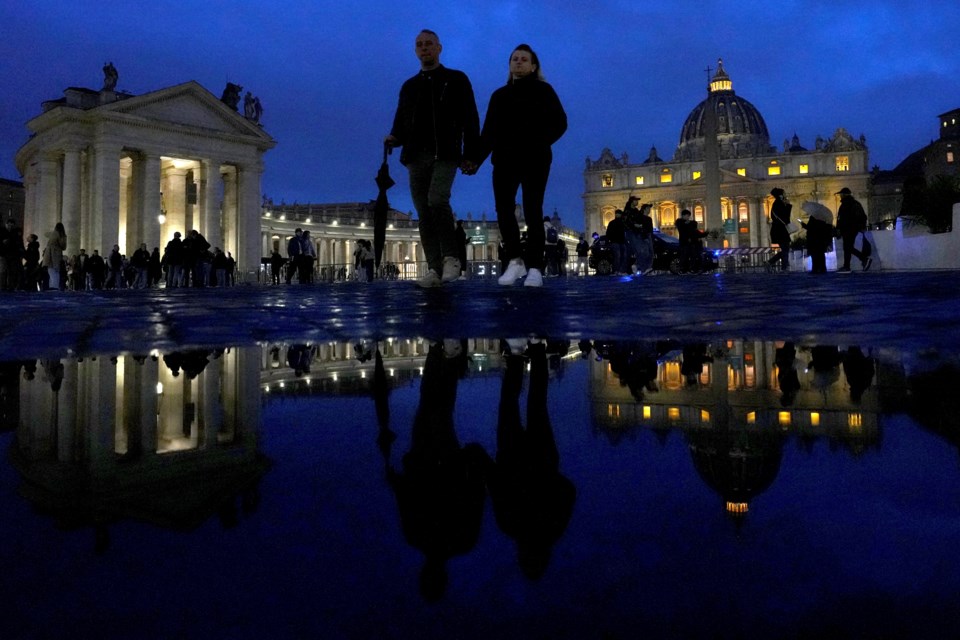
[15,81,275,275]
[9,349,266,533]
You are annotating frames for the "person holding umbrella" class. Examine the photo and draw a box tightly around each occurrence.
[385,29,480,288]
[466,43,567,287]
[801,201,835,274]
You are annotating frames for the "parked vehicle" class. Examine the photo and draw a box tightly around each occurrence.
[589,231,719,274]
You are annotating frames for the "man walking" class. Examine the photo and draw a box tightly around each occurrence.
[385,29,480,288]
[835,187,871,272]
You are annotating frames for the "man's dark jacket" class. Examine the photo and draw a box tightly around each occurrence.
[390,65,479,165]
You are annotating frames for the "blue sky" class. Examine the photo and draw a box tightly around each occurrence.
[2,1,959,231]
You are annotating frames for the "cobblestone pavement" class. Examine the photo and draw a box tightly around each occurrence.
[0,270,957,359]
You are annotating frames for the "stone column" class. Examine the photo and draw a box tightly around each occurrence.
[161,165,188,240]
[36,154,60,241]
[91,143,121,254]
[221,166,238,257]
[202,159,222,250]
[140,154,162,251]
[236,162,263,277]
[748,198,761,247]
[62,148,82,254]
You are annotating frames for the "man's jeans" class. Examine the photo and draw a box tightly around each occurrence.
[407,151,458,273]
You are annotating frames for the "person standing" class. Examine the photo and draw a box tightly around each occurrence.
[605,210,627,275]
[801,214,834,274]
[0,218,23,291]
[163,231,184,287]
[286,228,303,284]
[24,233,40,291]
[677,209,707,273]
[270,250,284,285]
[131,242,150,288]
[386,29,480,288]
[107,244,124,289]
[768,188,792,272]
[299,230,316,284]
[835,187,871,272]
[468,44,567,287]
[624,198,654,275]
[42,222,67,290]
[574,235,590,276]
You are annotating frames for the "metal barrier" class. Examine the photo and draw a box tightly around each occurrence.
[713,247,778,273]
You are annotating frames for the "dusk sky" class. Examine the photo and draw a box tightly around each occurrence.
[2,1,959,232]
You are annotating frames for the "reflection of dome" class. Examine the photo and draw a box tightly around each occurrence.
[687,427,783,516]
[675,59,773,162]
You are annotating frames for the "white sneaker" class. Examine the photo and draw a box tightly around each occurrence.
[441,257,461,283]
[417,269,442,288]
[498,259,527,285]
[524,268,543,287]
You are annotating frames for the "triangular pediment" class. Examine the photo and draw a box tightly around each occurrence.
[104,81,270,140]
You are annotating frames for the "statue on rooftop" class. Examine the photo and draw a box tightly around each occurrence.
[221,82,243,111]
[102,62,118,91]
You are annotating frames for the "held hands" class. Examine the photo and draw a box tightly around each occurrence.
[460,160,478,175]
[383,134,398,150]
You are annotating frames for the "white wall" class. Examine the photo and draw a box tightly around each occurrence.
[868,203,960,270]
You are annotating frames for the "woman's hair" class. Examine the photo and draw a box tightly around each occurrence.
[507,43,544,83]
[55,222,66,237]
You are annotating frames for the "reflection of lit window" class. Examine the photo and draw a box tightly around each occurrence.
[727,365,740,390]
[726,501,748,514]
[660,169,673,184]
[810,412,820,427]
[668,407,680,421]
[636,176,645,185]
[643,406,651,419]
[835,156,850,172]
[692,170,702,180]
[799,163,809,174]
[745,365,756,388]
[746,411,756,424]
[737,168,746,176]
[699,364,711,385]
[608,404,621,418]
[778,411,791,426]
[700,410,710,423]
[948,151,955,164]
[602,174,614,187]
[663,362,682,390]
[848,413,863,431]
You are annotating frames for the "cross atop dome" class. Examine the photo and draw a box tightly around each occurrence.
[709,58,733,93]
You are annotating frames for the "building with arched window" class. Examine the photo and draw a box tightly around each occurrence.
[583,60,871,247]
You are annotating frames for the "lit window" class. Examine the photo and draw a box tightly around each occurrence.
[778,411,791,426]
[607,404,621,418]
[799,164,809,174]
[746,411,756,424]
[835,156,850,172]
[737,168,746,176]
[635,176,644,185]
[848,413,863,429]
[668,407,680,421]
[602,174,614,187]
[700,410,710,423]
[948,151,955,164]
[660,169,673,184]
[643,406,651,419]
[810,412,820,427]
[693,205,704,223]
[692,171,702,180]
[738,201,749,222]
[767,165,781,176]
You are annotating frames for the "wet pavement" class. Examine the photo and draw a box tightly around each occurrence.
[3,271,960,639]
[1,270,958,358]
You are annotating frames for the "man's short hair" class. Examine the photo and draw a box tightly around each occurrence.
[419,29,440,41]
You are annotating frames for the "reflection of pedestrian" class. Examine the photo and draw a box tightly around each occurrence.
[384,341,490,601]
[469,43,567,288]
[775,343,801,406]
[843,346,874,402]
[385,29,480,288]
[489,339,575,579]
[836,187,871,272]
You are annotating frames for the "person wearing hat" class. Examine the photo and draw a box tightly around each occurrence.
[835,187,870,272]
[768,188,792,272]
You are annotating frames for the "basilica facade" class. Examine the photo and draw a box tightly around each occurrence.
[583,61,872,247]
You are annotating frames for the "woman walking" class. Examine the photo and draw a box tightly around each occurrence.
[42,222,67,290]
[768,188,792,272]
[468,44,567,287]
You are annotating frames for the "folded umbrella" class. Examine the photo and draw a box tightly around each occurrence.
[374,143,395,272]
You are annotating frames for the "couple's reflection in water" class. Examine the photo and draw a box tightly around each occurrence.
[376,338,575,600]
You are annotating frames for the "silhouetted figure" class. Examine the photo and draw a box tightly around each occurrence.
[843,346,875,402]
[488,339,575,579]
[383,341,490,600]
[681,343,713,386]
[775,342,801,406]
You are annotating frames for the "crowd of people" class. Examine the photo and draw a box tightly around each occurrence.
[0,220,238,291]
